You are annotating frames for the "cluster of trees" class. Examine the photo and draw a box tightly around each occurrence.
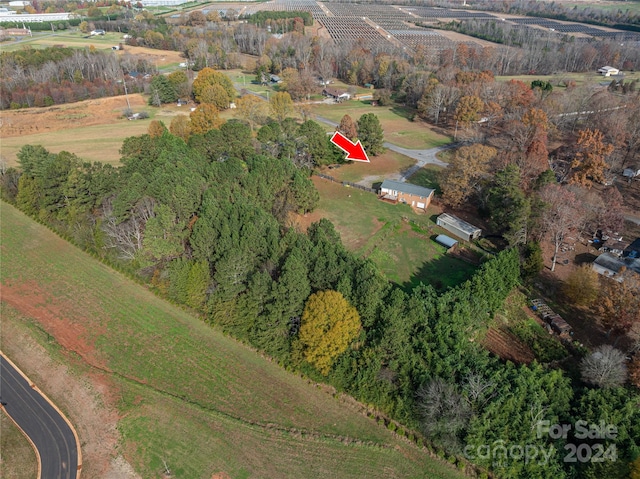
[3,107,640,476]
[436,19,640,74]
[0,46,155,109]
[248,11,312,34]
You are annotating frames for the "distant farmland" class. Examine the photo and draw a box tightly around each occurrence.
[0,204,466,479]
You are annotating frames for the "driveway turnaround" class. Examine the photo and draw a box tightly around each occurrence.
[0,353,80,479]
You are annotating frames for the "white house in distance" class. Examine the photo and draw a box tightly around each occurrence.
[436,213,482,241]
[598,66,620,77]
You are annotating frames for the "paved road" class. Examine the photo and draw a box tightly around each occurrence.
[0,354,80,479]
[235,87,454,176]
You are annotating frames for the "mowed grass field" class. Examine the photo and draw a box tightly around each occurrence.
[0,411,38,479]
[311,101,451,150]
[305,178,477,290]
[497,71,640,87]
[0,94,240,166]
[0,204,465,479]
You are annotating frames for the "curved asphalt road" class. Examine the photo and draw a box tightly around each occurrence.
[0,354,80,479]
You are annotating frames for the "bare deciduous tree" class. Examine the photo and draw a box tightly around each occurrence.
[580,345,627,389]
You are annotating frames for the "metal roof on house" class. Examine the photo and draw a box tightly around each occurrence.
[380,179,435,198]
[435,234,458,249]
[436,213,481,235]
[594,252,640,275]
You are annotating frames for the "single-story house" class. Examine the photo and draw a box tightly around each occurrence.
[436,213,482,241]
[379,180,435,212]
[623,166,640,178]
[592,252,640,281]
[598,66,620,77]
[323,88,351,102]
[270,74,282,84]
[435,234,458,250]
[90,29,106,36]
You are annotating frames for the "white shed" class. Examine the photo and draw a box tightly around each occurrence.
[623,166,640,178]
[598,66,620,77]
[436,213,481,241]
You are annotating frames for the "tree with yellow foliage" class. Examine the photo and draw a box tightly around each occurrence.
[169,114,191,141]
[299,290,361,375]
[148,120,167,138]
[570,128,614,188]
[189,104,223,135]
[562,265,599,307]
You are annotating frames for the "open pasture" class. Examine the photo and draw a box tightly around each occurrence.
[0,205,465,479]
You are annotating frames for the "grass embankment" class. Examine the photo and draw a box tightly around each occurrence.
[0,411,39,479]
[312,101,451,150]
[309,178,477,290]
[0,204,465,479]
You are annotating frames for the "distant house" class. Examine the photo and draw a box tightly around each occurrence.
[270,74,282,84]
[90,29,106,36]
[323,88,351,102]
[623,166,640,178]
[379,180,434,212]
[435,234,458,251]
[598,66,620,77]
[592,252,640,281]
[436,213,482,241]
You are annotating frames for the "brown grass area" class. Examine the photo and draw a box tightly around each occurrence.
[0,95,152,166]
[1,94,147,139]
[117,46,184,66]
[318,150,415,185]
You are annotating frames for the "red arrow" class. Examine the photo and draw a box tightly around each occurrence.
[330,131,370,163]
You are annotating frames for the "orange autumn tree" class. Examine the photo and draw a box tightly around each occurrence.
[570,128,614,188]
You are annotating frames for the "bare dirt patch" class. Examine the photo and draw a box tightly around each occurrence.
[1,304,139,479]
[0,281,105,368]
[482,327,536,364]
[0,94,147,139]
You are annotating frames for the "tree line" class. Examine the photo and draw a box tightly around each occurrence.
[2,109,639,477]
[0,46,155,109]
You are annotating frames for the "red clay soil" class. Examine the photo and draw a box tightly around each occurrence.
[482,327,536,364]
[0,280,106,369]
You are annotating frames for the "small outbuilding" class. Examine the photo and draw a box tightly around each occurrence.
[435,234,458,250]
[436,213,482,241]
[598,66,620,77]
[322,88,351,102]
[623,166,640,178]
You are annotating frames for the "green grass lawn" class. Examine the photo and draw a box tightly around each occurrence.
[0,204,465,479]
[311,101,451,150]
[407,164,444,195]
[1,31,126,52]
[313,179,477,290]
[0,410,38,479]
[496,71,640,88]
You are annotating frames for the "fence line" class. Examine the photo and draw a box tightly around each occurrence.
[313,172,377,194]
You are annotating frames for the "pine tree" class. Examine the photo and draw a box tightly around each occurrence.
[356,113,384,156]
